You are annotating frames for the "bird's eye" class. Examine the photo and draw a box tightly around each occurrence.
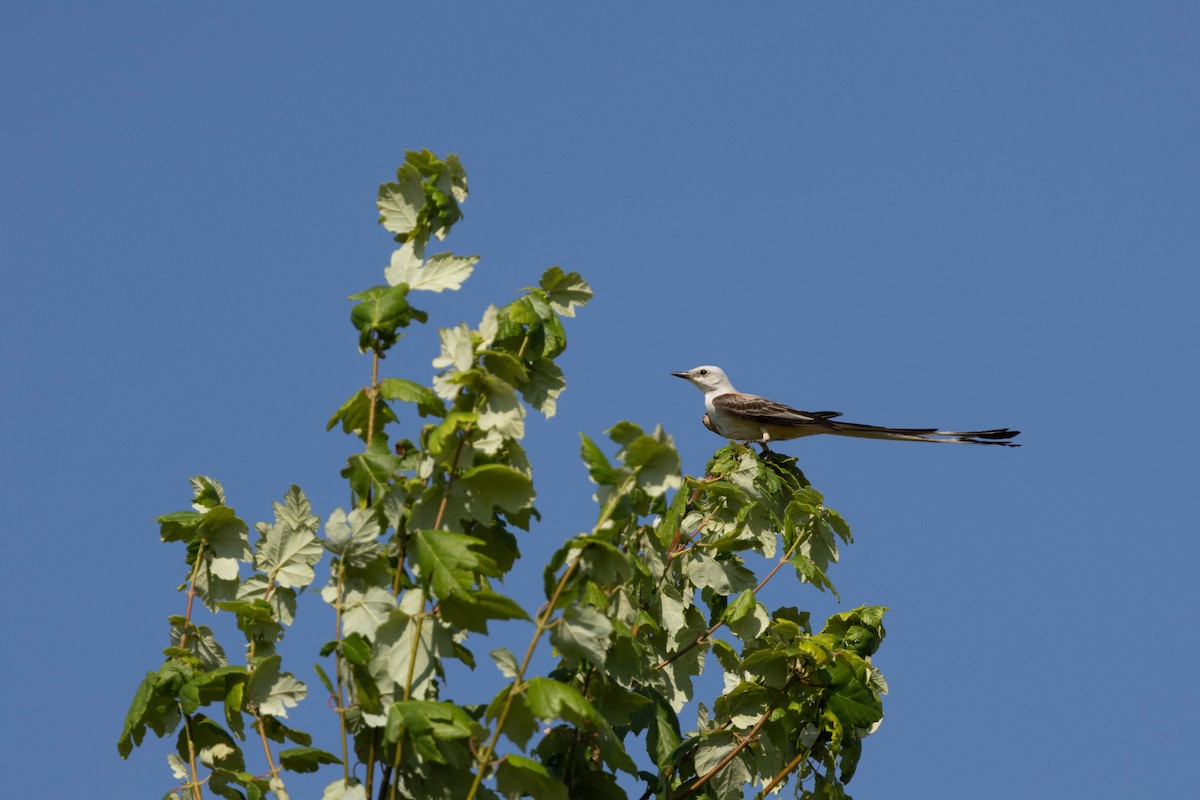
[699,369,708,375]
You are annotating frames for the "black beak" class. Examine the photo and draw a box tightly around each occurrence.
[671,371,690,379]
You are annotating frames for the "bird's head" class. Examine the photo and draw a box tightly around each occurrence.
[671,365,734,394]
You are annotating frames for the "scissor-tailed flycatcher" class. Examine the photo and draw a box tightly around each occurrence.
[672,366,1020,451]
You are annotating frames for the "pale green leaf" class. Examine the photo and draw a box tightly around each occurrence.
[322,508,384,567]
[477,377,525,440]
[246,655,306,718]
[340,586,396,640]
[257,521,323,590]
[490,648,520,679]
[520,359,566,418]
[377,164,424,236]
[432,323,474,373]
[383,241,424,287]
[409,252,478,293]
[478,304,499,349]
[320,778,366,800]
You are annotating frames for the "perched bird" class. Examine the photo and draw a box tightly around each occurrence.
[672,365,1019,452]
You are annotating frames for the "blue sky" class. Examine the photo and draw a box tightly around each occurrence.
[2,3,1197,797]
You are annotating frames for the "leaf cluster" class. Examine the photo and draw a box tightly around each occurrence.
[121,152,889,800]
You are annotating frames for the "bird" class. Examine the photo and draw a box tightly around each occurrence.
[672,366,1019,452]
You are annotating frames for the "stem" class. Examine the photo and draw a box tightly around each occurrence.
[181,710,205,800]
[757,747,809,797]
[465,555,582,800]
[332,561,351,785]
[676,674,799,800]
[178,541,207,651]
[653,524,807,671]
[366,351,381,446]
[401,592,426,701]
[252,710,284,792]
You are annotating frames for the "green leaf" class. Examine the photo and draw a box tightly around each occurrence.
[386,700,477,744]
[278,747,341,774]
[377,164,425,236]
[326,388,398,439]
[606,421,643,447]
[246,655,305,718]
[340,436,403,500]
[538,267,593,318]
[693,730,753,800]
[520,358,566,418]
[523,677,604,727]
[550,604,613,667]
[349,285,427,353]
[495,754,568,800]
[409,529,499,600]
[579,433,617,486]
[825,652,884,731]
[486,686,537,750]
[440,587,530,633]
[458,463,535,519]
[624,433,682,497]
[378,378,445,417]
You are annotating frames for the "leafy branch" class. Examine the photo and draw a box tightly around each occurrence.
[120,151,890,800]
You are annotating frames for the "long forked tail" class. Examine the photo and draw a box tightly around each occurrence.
[826,420,1021,447]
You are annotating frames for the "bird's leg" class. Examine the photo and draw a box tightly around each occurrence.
[755,432,772,454]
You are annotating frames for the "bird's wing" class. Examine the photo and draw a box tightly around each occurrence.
[712,392,841,427]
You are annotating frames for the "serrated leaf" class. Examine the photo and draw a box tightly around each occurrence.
[477,377,525,440]
[440,587,530,633]
[246,655,305,718]
[278,747,341,774]
[432,323,475,373]
[520,359,566,418]
[340,586,397,640]
[340,436,403,500]
[378,378,445,418]
[377,165,425,236]
[383,241,424,287]
[459,463,535,519]
[320,778,366,800]
[322,508,384,567]
[348,285,427,353]
[490,648,520,679]
[551,604,613,667]
[825,653,884,730]
[325,388,397,440]
[486,686,538,750]
[496,754,568,800]
[256,521,323,590]
[539,267,593,318]
[523,677,603,726]
[579,433,618,486]
[409,529,499,600]
[400,252,479,293]
[623,434,682,497]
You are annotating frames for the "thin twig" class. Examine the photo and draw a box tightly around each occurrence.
[652,525,808,671]
[676,674,799,800]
